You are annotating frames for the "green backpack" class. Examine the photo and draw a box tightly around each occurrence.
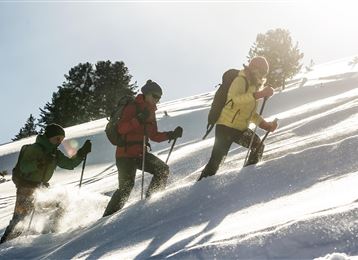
[12,143,46,187]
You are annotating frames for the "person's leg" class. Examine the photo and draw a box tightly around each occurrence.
[197,125,234,181]
[102,158,137,217]
[137,153,169,198]
[234,128,264,166]
[46,202,65,233]
[1,186,35,243]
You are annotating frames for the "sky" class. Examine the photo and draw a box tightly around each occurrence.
[0,0,357,144]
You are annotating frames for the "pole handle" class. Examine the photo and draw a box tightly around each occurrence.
[258,118,279,150]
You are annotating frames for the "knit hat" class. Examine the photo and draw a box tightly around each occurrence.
[44,124,65,138]
[248,56,269,76]
[141,80,163,97]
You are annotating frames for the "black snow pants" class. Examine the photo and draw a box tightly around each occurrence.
[198,124,264,181]
[103,153,169,217]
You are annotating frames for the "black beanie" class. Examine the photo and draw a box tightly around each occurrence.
[141,80,163,96]
[44,124,65,138]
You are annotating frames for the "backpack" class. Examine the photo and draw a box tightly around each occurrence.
[12,143,46,187]
[12,144,31,180]
[105,95,135,146]
[203,69,248,139]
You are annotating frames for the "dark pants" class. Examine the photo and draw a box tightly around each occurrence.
[103,153,169,217]
[1,186,35,243]
[198,124,264,181]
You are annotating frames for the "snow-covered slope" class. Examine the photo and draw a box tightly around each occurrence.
[1,56,358,259]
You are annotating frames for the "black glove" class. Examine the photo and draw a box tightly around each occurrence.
[77,140,92,158]
[136,109,150,124]
[168,126,183,140]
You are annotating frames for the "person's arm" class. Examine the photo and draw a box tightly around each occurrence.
[148,120,171,142]
[250,112,263,126]
[57,140,92,169]
[56,150,83,170]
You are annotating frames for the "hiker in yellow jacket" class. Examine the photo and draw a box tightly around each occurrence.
[198,56,278,181]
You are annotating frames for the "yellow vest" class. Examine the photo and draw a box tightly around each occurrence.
[216,70,263,131]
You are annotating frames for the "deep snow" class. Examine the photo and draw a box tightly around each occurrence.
[1,55,358,259]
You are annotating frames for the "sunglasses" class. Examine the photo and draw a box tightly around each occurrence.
[152,93,161,101]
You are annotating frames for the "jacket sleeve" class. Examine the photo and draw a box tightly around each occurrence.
[250,112,263,126]
[117,104,141,135]
[229,77,256,105]
[56,150,83,170]
[148,120,170,143]
[19,144,43,174]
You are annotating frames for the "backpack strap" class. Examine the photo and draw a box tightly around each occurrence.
[237,75,249,92]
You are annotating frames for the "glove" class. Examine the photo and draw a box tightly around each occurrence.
[168,126,183,140]
[268,120,278,132]
[259,119,278,132]
[136,109,150,124]
[254,85,274,99]
[77,140,92,158]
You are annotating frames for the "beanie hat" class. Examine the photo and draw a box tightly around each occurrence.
[248,56,269,76]
[141,80,163,96]
[44,124,65,138]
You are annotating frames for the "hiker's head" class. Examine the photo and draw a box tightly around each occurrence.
[248,56,269,85]
[45,124,65,146]
[141,80,162,104]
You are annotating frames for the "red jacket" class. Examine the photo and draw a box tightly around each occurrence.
[116,94,169,158]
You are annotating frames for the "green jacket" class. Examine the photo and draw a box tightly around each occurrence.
[15,134,83,185]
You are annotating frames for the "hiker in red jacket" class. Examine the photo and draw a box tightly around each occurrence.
[103,80,183,217]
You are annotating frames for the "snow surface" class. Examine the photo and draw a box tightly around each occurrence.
[1,56,358,259]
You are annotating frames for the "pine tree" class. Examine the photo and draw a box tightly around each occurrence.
[13,114,39,141]
[38,93,58,128]
[39,62,95,128]
[93,61,136,118]
[38,60,136,130]
[248,28,304,90]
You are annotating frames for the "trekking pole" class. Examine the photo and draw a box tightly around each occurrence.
[79,154,87,188]
[165,138,177,164]
[243,97,268,166]
[141,134,146,200]
[26,164,48,237]
[141,124,148,200]
[26,208,36,237]
[255,118,279,154]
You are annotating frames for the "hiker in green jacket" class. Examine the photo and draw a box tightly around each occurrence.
[0,124,92,244]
